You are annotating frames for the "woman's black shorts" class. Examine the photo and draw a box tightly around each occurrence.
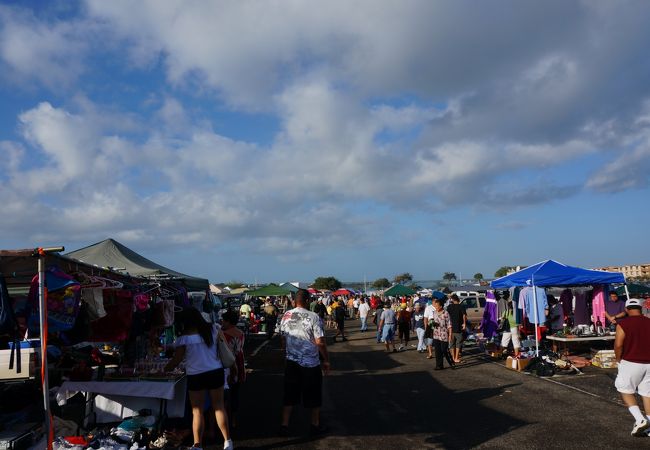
[283,360,322,408]
[187,368,225,391]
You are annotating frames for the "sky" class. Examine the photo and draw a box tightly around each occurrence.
[1,0,650,284]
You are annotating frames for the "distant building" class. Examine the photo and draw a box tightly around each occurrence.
[595,263,650,279]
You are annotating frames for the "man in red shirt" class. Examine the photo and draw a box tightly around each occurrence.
[614,298,650,437]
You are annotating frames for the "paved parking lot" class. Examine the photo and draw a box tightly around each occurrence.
[219,321,646,449]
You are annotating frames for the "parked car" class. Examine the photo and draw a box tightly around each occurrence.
[460,295,486,328]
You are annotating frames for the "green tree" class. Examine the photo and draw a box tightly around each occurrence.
[473,273,484,281]
[494,266,523,278]
[372,278,391,289]
[393,272,413,284]
[313,276,342,291]
[442,272,457,281]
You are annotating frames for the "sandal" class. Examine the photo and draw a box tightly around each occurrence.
[427,355,433,359]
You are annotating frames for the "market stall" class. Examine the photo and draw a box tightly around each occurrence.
[0,242,212,449]
[490,260,627,356]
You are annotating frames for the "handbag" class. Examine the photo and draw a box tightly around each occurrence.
[217,331,236,368]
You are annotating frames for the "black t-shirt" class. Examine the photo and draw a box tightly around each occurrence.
[446,303,466,333]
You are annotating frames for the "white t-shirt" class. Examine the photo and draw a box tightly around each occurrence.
[358,302,370,318]
[277,307,324,368]
[424,304,435,320]
[175,324,223,375]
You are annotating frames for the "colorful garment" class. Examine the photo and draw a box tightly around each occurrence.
[431,309,451,341]
[591,285,607,325]
[480,292,499,338]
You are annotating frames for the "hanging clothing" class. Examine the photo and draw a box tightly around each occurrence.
[480,292,499,339]
[560,289,573,316]
[511,287,523,324]
[591,285,607,325]
[523,287,548,324]
[573,291,590,325]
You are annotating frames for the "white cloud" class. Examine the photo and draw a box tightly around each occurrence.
[0,6,91,88]
[2,1,650,260]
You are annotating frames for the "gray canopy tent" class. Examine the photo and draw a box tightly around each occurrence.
[66,238,209,290]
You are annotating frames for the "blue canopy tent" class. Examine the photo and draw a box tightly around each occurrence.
[491,260,627,355]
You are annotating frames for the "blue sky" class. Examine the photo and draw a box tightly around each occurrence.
[1,1,650,284]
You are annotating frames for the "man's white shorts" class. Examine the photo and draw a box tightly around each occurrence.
[615,359,650,397]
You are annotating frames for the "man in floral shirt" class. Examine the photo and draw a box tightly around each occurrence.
[431,298,455,370]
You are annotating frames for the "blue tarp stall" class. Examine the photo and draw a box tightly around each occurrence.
[490,260,628,355]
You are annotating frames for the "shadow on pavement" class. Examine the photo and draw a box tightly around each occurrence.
[232,336,527,450]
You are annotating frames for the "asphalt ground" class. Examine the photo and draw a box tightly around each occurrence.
[207,320,649,450]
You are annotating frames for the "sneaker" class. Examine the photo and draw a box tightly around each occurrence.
[223,439,234,450]
[342,337,348,341]
[392,348,398,353]
[632,419,650,437]
[278,425,289,437]
[190,445,203,450]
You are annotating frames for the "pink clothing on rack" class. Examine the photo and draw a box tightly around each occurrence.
[591,285,606,325]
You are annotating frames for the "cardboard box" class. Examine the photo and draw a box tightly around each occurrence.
[0,348,38,381]
[505,356,530,372]
[488,349,504,358]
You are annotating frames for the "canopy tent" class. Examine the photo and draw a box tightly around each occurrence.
[66,238,209,290]
[490,259,627,355]
[279,282,300,293]
[614,283,650,296]
[491,260,625,288]
[246,285,293,297]
[331,288,353,296]
[383,284,417,297]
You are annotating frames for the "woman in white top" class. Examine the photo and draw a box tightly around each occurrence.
[165,308,234,450]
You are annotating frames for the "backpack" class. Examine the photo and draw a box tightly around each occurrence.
[0,275,21,373]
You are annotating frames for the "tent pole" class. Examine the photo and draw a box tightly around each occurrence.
[623,277,632,301]
[36,247,63,450]
[38,253,52,450]
[531,280,539,357]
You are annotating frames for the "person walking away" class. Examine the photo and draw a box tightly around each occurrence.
[347,297,355,319]
[333,298,347,342]
[412,303,426,353]
[277,289,330,437]
[353,296,360,320]
[325,303,334,329]
[397,304,411,351]
[446,294,467,363]
[164,308,233,450]
[358,298,370,332]
[264,299,279,340]
[374,300,384,343]
[431,298,455,370]
[221,310,246,432]
[424,300,436,359]
[499,301,521,358]
[614,298,650,437]
[313,298,327,328]
[379,303,397,352]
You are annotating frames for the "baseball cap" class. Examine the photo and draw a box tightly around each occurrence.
[625,298,642,308]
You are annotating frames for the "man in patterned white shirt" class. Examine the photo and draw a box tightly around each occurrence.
[277,289,330,437]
